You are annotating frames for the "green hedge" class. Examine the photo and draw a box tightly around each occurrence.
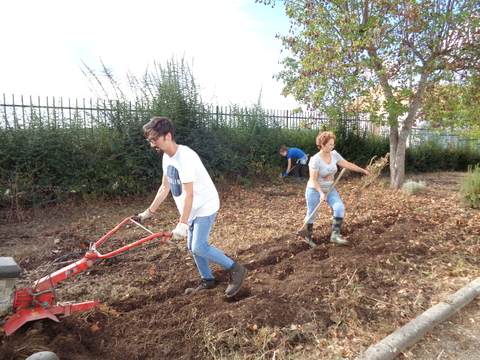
[2,114,480,209]
[1,58,479,209]
[405,140,480,173]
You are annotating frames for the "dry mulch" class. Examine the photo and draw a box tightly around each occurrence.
[1,172,479,360]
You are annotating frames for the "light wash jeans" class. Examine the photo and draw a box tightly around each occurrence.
[187,212,234,280]
[304,186,345,223]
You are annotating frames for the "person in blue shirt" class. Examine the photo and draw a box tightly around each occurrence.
[279,146,309,184]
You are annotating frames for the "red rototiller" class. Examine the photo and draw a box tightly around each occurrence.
[0,216,174,336]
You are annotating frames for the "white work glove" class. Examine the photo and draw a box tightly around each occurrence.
[138,208,155,223]
[171,222,189,241]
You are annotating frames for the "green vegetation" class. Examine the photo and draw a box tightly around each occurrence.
[1,58,479,210]
[461,164,480,208]
[405,140,480,174]
[258,0,480,189]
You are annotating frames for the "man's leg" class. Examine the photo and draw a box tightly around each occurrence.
[188,212,233,279]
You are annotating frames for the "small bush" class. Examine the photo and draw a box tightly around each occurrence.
[461,164,480,208]
[402,179,427,196]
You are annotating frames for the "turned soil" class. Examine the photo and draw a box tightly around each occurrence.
[1,172,479,360]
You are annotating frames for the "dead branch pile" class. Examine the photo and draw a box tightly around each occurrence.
[356,153,390,197]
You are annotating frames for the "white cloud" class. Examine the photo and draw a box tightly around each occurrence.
[0,0,299,109]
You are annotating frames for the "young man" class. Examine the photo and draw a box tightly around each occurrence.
[138,117,247,297]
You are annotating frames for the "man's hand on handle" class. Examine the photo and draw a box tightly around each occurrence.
[138,208,155,223]
[171,222,189,241]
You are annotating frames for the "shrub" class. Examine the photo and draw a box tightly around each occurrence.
[406,140,480,173]
[460,164,480,208]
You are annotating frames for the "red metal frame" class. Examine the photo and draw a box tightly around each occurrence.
[3,217,172,336]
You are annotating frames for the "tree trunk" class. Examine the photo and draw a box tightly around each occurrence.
[389,125,407,189]
[388,74,429,189]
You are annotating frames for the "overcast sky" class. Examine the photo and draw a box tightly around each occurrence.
[0,0,301,110]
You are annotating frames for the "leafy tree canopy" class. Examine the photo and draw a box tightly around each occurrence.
[258,0,480,187]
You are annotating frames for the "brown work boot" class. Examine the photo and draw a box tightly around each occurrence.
[184,278,216,295]
[225,262,248,298]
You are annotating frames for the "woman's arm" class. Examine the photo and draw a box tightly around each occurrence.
[337,160,370,176]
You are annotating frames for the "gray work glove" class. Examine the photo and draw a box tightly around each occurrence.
[138,208,155,223]
[171,222,189,241]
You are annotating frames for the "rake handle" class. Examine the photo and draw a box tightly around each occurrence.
[297,168,346,232]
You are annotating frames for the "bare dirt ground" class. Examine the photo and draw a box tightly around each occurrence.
[1,172,479,360]
[408,299,480,359]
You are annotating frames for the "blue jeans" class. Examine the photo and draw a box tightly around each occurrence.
[187,212,234,279]
[304,187,345,223]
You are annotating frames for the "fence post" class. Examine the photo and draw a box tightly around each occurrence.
[2,94,8,129]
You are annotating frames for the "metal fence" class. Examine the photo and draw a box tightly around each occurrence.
[408,127,479,149]
[1,94,130,130]
[1,94,478,149]
[0,94,362,131]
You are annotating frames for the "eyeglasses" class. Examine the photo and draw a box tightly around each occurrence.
[146,136,159,144]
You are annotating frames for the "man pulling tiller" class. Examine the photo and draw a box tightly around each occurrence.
[138,117,248,297]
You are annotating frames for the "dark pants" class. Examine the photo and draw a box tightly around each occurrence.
[294,161,304,178]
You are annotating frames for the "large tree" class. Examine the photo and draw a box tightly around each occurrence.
[258,0,480,188]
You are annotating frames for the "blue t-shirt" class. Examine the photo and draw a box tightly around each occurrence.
[287,148,306,160]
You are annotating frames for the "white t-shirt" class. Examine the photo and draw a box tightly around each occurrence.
[162,145,220,224]
[307,150,344,192]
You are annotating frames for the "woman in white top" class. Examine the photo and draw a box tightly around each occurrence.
[304,131,370,247]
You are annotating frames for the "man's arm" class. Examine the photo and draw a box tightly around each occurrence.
[179,182,193,224]
[170,181,193,241]
[138,174,170,222]
[150,175,171,213]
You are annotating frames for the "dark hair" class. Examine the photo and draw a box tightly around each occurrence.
[143,117,174,139]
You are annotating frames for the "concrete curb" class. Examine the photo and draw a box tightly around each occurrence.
[355,277,480,360]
